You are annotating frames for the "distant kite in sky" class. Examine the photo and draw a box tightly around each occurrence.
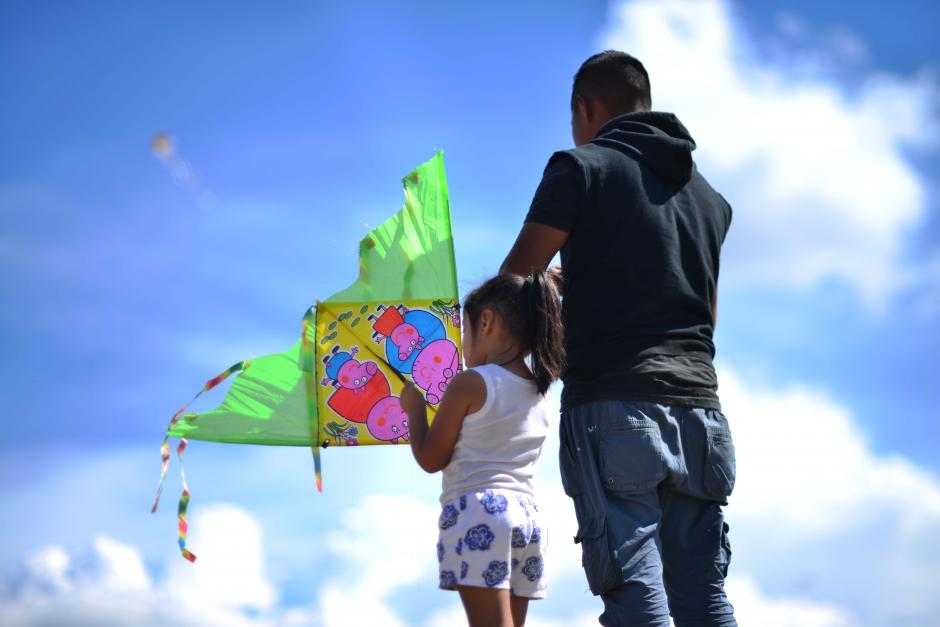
[151,152,461,562]
[151,131,215,209]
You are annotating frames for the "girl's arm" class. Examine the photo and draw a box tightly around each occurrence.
[401,370,486,473]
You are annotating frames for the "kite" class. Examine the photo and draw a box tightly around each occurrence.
[151,131,215,209]
[152,152,462,561]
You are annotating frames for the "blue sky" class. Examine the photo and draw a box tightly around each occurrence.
[1,1,938,625]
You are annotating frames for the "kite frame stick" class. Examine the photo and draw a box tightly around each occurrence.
[302,304,323,491]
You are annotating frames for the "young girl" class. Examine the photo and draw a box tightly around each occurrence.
[401,270,564,627]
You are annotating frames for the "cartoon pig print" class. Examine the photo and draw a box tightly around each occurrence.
[322,347,378,395]
[367,396,409,443]
[411,339,461,405]
[390,323,424,360]
[370,306,425,360]
[338,360,377,394]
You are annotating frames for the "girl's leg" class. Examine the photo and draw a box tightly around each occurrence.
[509,594,530,627]
[457,585,513,627]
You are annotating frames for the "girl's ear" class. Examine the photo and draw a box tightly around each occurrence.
[478,308,496,336]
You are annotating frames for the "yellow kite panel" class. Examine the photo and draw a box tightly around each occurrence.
[313,299,462,446]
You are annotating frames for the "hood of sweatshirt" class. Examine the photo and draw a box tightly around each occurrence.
[590,111,697,185]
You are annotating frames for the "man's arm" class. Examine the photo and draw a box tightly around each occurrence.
[504,152,581,281]
[499,223,569,277]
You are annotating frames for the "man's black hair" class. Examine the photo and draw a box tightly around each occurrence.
[571,50,652,114]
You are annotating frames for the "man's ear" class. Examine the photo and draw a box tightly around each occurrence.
[578,96,594,123]
[574,94,589,120]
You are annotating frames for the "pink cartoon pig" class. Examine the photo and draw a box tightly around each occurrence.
[411,339,461,405]
[370,306,425,360]
[322,346,378,395]
[366,396,409,443]
[339,360,377,394]
[390,323,424,360]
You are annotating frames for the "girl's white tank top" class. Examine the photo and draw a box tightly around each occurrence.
[440,363,551,505]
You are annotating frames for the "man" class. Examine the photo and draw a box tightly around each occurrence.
[500,51,737,626]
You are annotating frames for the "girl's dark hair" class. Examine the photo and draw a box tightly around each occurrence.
[463,270,565,396]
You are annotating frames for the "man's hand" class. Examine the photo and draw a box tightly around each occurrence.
[547,265,563,295]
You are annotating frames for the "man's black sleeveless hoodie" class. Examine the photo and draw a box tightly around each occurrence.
[525,111,732,410]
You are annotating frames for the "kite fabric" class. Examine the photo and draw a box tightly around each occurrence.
[153,151,463,561]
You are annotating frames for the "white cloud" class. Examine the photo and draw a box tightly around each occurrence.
[323,494,438,591]
[92,536,151,592]
[600,0,939,309]
[313,494,440,627]
[0,506,278,627]
[308,488,612,627]
[718,366,940,624]
[525,611,601,627]
[25,546,72,593]
[421,603,468,627]
[720,368,940,534]
[726,575,852,627]
[162,505,276,618]
[5,362,940,626]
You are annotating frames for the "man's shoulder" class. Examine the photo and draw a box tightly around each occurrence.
[548,144,643,195]
[536,149,589,191]
[555,143,613,164]
[558,142,643,176]
[686,169,734,219]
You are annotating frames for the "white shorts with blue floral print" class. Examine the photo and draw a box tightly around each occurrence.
[437,489,547,599]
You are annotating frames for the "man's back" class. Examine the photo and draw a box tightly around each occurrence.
[525,111,732,410]
[503,50,739,626]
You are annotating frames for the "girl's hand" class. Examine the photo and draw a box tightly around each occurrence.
[400,381,425,417]
[408,370,484,473]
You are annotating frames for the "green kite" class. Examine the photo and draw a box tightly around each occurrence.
[152,152,462,561]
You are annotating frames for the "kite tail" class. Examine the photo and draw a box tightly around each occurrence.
[151,360,250,561]
[176,438,197,562]
[151,433,173,514]
[312,445,322,492]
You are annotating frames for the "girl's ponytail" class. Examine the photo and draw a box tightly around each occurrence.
[524,270,565,395]
[463,270,565,396]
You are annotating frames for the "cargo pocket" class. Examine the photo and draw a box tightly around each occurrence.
[574,514,620,595]
[598,426,667,493]
[559,425,620,595]
[704,425,736,500]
